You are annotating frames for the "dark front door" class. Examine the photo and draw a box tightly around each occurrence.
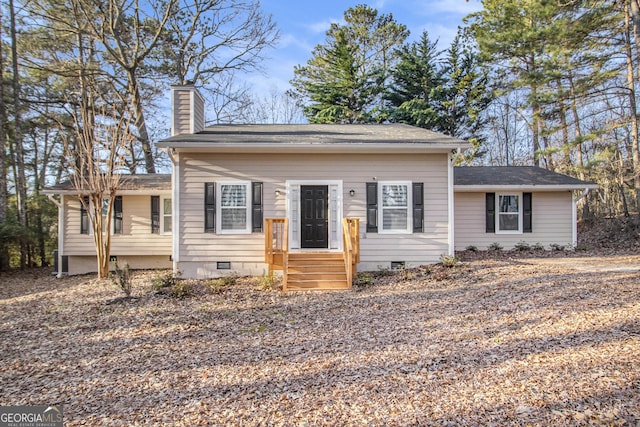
[301,185,329,248]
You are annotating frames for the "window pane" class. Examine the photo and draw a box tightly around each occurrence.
[383,209,408,230]
[163,198,172,233]
[382,185,407,207]
[499,195,519,213]
[221,208,247,230]
[221,185,246,207]
[499,213,519,230]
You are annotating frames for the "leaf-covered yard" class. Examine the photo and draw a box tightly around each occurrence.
[1,255,639,426]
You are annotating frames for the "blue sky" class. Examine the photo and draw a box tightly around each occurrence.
[246,0,483,95]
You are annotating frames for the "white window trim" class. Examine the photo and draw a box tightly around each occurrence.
[378,181,413,234]
[496,192,523,234]
[216,181,252,235]
[160,196,172,235]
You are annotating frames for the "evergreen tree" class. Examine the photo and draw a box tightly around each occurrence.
[386,31,445,129]
[292,4,408,123]
[386,30,492,160]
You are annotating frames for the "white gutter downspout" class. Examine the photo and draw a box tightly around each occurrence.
[448,149,462,256]
[47,194,64,278]
[167,148,179,275]
[572,188,591,248]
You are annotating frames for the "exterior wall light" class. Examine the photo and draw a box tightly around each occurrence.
[349,189,355,197]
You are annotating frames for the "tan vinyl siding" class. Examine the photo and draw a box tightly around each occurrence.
[172,90,192,136]
[454,191,574,251]
[177,152,450,277]
[62,195,172,256]
[192,94,204,133]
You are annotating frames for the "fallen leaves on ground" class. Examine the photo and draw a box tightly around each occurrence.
[1,254,639,426]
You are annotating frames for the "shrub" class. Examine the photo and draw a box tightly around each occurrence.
[205,275,238,294]
[488,242,503,251]
[151,271,180,290]
[110,260,132,297]
[439,254,459,268]
[465,245,478,252]
[532,242,545,251]
[151,271,190,298]
[353,272,374,287]
[514,241,530,251]
[550,243,566,251]
[170,281,192,298]
[258,274,280,291]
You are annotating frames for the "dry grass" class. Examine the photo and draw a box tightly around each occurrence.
[1,255,639,426]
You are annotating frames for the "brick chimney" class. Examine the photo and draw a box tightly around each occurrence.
[170,85,205,136]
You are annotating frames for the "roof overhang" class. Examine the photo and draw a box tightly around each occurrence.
[159,142,466,154]
[454,184,599,192]
[42,189,172,196]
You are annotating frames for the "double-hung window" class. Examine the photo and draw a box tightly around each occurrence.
[486,192,531,234]
[162,198,172,233]
[151,196,172,234]
[379,181,412,234]
[497,193,521,233]
[80,196,122,234]
[217,181,251,234]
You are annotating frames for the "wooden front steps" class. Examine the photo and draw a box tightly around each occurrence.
[286,252,349,291]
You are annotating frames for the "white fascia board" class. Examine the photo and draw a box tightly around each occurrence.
[43,189,172,196]
[454,184,598,192]
[167,143,467,154]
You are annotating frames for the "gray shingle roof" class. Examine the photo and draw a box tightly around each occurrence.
[44,174,171,193]
[454,166,596,189]
[158,124,469,148]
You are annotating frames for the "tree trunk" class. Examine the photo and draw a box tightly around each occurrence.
[127,73,156,173]
[0,8,10,271]
[625,1,640,214]
[9,0,28,268]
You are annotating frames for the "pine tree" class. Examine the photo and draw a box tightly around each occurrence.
[291,5,408,123]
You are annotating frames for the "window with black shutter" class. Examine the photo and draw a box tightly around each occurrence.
[113,196,123,234]
[151,196,160,234]
[366,182,378,232]
[80,197,89,234]
[252,182,263,232]
[204,182,216,232]
[412,182,424,233]
[523,192,532,233]
[485,193,495,233]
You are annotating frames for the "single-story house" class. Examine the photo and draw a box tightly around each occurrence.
[44,86,596,290]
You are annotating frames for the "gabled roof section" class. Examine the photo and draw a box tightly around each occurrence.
[454,166,597,191]
[43,174,172,195]
[158,124,469,154]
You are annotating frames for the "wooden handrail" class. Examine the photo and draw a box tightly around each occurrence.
[342,218,360,289]
[265,218,288,290]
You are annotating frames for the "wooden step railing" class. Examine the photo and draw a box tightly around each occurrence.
[265,218,288,290]
[342,218,360,289]
[265,217,360,291]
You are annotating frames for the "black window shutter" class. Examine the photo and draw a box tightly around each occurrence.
[204,183,216,233]
[80,197,89,234]
[113,196,123,234]
[486,193,495,233]
[412,182,424,233]
[366,182,378,233]
[151,196,160,234]
[523,192,532,233]
[252,182,263,232]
